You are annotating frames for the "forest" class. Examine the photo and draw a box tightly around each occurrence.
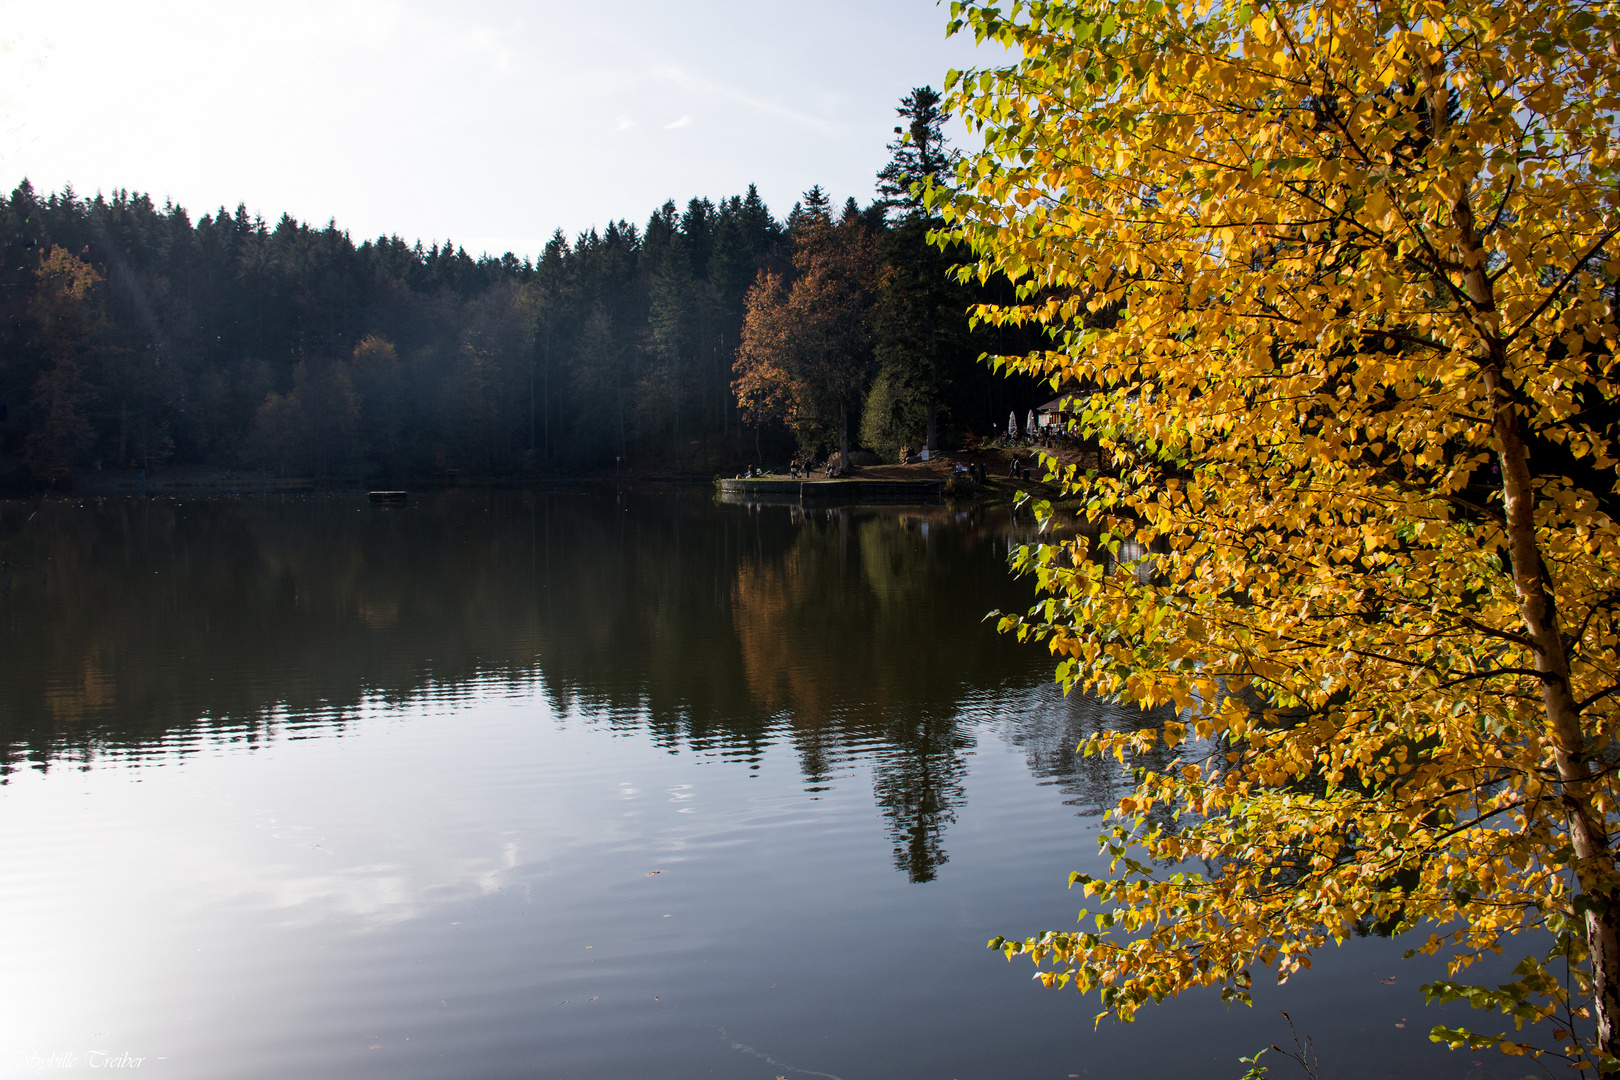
[0,89,1041,489]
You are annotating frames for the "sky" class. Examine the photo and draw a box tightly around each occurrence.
[0,0,1009,261]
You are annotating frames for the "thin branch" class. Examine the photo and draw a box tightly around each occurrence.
[1576,683,1620,713]
[1435,668,1554,690]
[1502,225,1620,348]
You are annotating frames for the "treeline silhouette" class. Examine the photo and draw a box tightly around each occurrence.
[0,91,1041,488]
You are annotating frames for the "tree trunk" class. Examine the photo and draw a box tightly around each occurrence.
[926,400,937,454]
[838,400,849,468]
[1489,353,1620,1055]
[1452,163,1620,1057]
[673,351,682,474]
[721,336,730,439]
[543,330,552,468]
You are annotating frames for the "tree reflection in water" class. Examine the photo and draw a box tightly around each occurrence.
[1004,688,1183,818]
[0,490,1156,882]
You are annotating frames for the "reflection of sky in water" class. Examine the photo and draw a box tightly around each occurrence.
[0,493,1513,1079]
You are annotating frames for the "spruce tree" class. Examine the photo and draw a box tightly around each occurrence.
[876,87,955,220]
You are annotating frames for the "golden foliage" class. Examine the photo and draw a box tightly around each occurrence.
[942,0,1620,1065]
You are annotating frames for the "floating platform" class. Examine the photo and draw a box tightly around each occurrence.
[716,477,943,505]
[368,490,409,502]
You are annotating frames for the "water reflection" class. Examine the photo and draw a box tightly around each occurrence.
[1002,685,1182,819]
[0,491,1509,1080]
[0,489,1099,883]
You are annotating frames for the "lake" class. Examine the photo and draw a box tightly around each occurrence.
[0,489,1515,1079]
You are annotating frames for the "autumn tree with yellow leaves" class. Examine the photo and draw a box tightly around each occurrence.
[25,247,104,479]
[940,0,1620,1067]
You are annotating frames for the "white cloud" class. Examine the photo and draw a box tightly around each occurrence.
[663,115,692,130]
[615,115,636,131]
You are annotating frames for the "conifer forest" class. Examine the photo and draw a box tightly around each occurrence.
[0,89,1040,488]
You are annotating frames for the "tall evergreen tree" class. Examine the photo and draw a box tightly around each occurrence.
[876,86,956,220]
[866,87,972,457]
[648,233,696,469]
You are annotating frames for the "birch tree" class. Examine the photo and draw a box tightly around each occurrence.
[941,0,1620,1066]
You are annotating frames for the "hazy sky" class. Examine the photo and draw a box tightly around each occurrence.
[0,0,1006,260]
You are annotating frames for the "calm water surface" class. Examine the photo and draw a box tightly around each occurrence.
[0,490,1513,1079]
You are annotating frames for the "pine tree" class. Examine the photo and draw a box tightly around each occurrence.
[867,88,974,457]
[876,86,956,220]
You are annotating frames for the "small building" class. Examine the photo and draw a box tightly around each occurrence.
[1034,391,1087,432]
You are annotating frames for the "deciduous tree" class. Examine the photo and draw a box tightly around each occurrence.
[734,197,879,463]
[942,0,1620,1067]
[25,247,103,478]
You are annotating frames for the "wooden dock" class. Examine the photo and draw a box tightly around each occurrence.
[716,477,943,505]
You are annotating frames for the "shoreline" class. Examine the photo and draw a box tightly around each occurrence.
[5,445,1078,507]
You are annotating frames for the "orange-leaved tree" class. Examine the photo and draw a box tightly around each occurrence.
[939,0,1620,1067]
[733,203,879,463]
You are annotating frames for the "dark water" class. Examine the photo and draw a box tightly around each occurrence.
[0,491,1511,1079]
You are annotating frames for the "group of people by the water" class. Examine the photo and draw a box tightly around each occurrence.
[741,453,1030,482]
[740,456,845,480]
[953,461,990,485]
[783,454,844,478]
[739,453,1033,484]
